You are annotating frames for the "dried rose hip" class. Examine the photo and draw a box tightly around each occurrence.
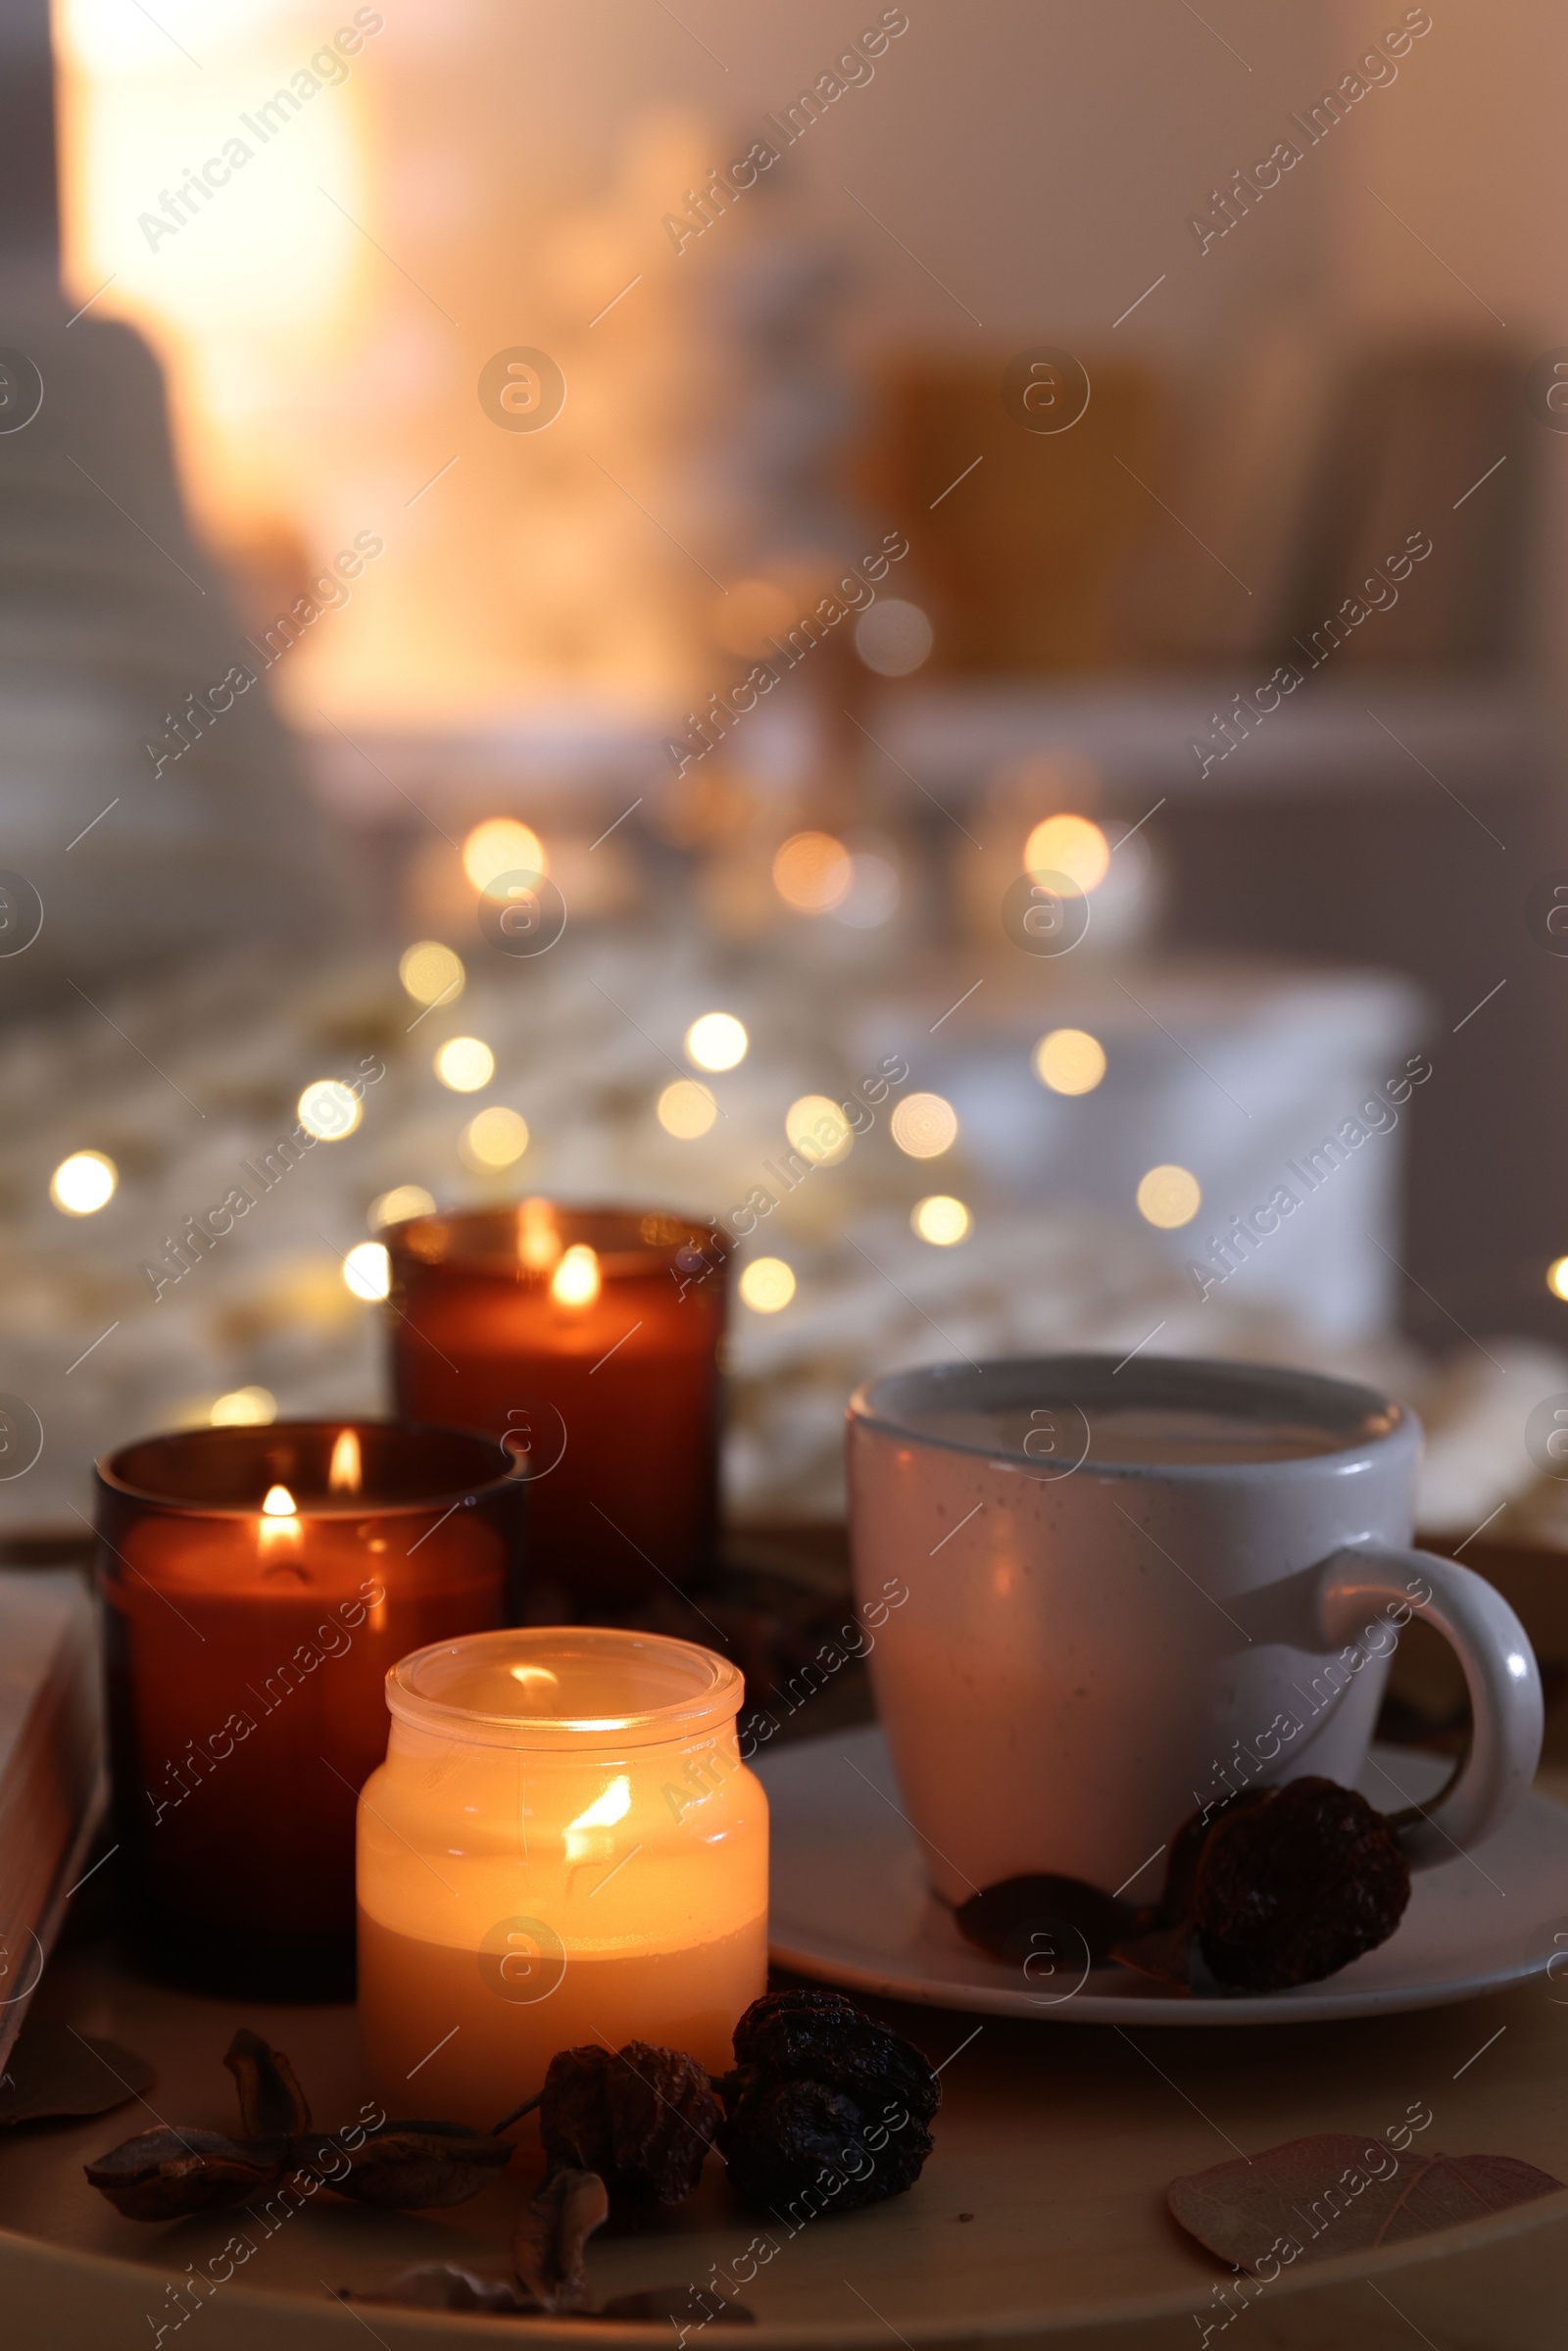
[539,2041,720,2204]
[716,1990,939,2216]
[1185,1776,1410,1991]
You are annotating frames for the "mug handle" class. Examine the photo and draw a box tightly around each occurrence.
[1316,1543,1543,1870]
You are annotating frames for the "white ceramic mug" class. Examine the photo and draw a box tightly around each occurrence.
[846,1354,1543,1902]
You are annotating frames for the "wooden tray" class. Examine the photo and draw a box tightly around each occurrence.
[3,1927,1568,2351]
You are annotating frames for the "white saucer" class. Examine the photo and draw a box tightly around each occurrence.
[759,1725,1568,2026]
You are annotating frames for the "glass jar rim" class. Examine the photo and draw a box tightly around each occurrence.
[383,1200,721,1280]
[386,1625,744,1749]
[95,1418,521,1520]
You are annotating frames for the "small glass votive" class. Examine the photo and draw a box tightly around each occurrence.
[95,1420,525,1999]
[385,1202,727,1613]
[357,1625,768,2128]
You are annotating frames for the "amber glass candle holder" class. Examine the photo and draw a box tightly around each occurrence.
[95,1419,525,1999]
[358,1625,768,2128]
[386,1203,727,1614]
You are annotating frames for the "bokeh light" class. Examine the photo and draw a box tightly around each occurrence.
[298,1080,361,1139]
[461,1105,530,1168]
[1548,1257,1568,1301]
[370,1184,436,1230]
[854,598,934,676]
[1034,1028,1106,1096]
[1024,814,1110,895]
[343,1242,390,1300]
[210,1386,275,1427]
[657,1080,718,1139]
[685,1011,749,1071]
[49,1150,117,1214]
[739,1256,797,1312]
[463,818,547,891]
[891,1093,958,1158]
[912,1195,971,1246]
[434,1037,495,1093]
[772,831,853,913]
[398,940,466,1006]
[786,1094,853,1165]
[1136,1163,1201,1229]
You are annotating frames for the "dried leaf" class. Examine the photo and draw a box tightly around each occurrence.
[513,2166,610,2313]
[542,2042,720,2203]
[223,2029,310,2137]
[955,1875,1143,1969]
[336,2266,540,2314]
[1169,2133,1565,2273]
[599,2286,756,2327]
[0,2023,152,2127]
[303,2120,513,2209]
[1108,1925,1195,1987]
[84,2128,283,2222]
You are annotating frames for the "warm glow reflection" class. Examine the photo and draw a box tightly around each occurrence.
[211,1386,274,1427]
[399,941,466,1007]
[786,1095,852,1166]
[564,1774,631,1863]
[685,1011,749,1071]
[891,1093,958,1158]
[739,1256,796,1312]
[518,1198,562,1271]
[329,1428,363,1492]
[1024,815,1110,894]
[912,1195,971,1245]
[49,1150,118,1214]
[463,819,546,892]
[772,831,853,912]
[1034,1028,1106,1096]
[435,1037,495,1093]
[510,1663,562,1695]
[1137,1163,1201,1229]
[658,1079,717,1139]
[551,1243,601,1307]
[343,1241,390,1299]
[370,1184,436,1231]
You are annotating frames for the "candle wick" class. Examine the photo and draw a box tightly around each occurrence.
[489,2088,543,2135]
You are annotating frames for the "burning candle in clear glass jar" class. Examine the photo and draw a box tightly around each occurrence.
[94,1422,525,1998]
[357,1626,767,2128]
[385,1204,727,1611]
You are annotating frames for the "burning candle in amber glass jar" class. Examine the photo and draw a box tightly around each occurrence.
[385,1203,727,1613]
[94,1420,525,1998]
[357,1625,768,2128]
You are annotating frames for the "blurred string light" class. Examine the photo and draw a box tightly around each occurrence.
[891,1093,957,1158]
[434,1037,495,1093]
[399,941,466,1007]
[739,1257,796,1312]
[658,1080,717,1139]
[854,599,934,676]
[773,831,852,913]
[343,1242,390,1300]
[49,1150,117,1214]
[833,850,900,929]
[1548,1257,1568,1300]
[210,1386,275,1427]
[1136,1163,1200,1229]
[370,1184,435,1230]
[1024,814,1110,895]
[912,1195,970,1246]
[786,1095,852,1166]
[462,1105,529,1169]
[463,819,546,891]
[685,1012,748,1072]
[298,1080,361,1139]
[1034,1028,1106,1096]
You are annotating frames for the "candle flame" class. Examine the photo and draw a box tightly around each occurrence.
[328,1429,363,1493]
[564,1774,630,1865]
[262,1484,297,1516]
[551,1243,601,1308]
[518,1196,562,1272]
